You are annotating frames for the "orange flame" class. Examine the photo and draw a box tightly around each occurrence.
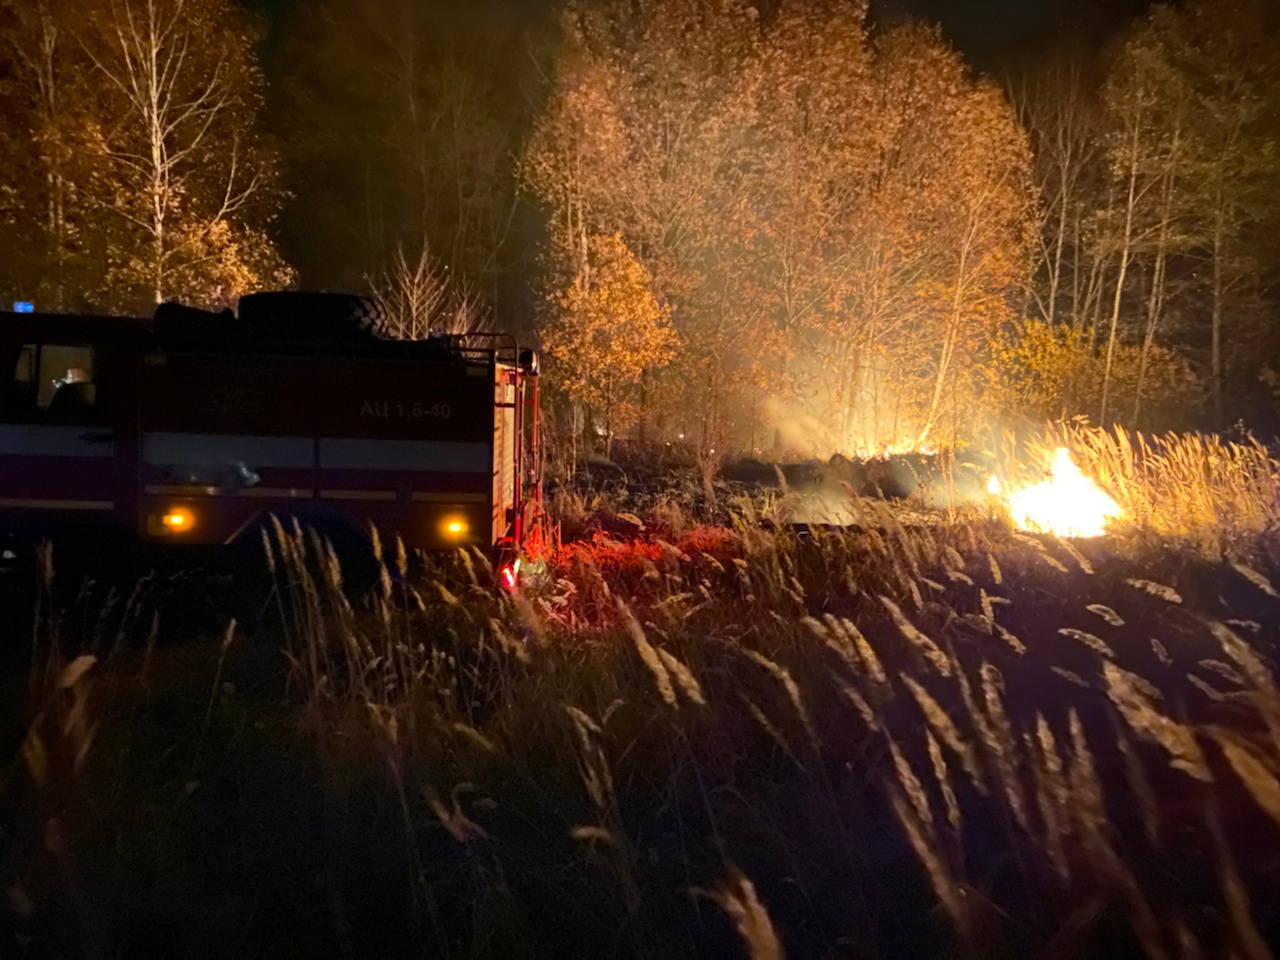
[991,447,1122,539]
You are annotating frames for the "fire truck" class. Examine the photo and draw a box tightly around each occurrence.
[0,292,541,587]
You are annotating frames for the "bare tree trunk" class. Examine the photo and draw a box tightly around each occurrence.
[1133,107,1181,429]
[1133,247,1167,428]
[1211,205,1226,427]
[1100,115,1143,425]
[918,214,975,446]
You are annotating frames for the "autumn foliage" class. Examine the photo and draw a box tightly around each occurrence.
[0,0,291,312]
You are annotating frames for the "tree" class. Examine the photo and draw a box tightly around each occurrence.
[372,243,490,339]
[543,232,678,454]
[0,0,291,311]
[1010,57,1106,339]
[276,0,538,303]
[525,0,1036,466]
[1154,0,1280,426]
[79,0,291,307]
[1089,0,1280,428]
[0,0,106,308]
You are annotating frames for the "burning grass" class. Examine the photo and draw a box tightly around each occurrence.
[993,424,1280,553]
[4,487,1280,955]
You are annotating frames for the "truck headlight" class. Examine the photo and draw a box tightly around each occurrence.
[162,507,195,533]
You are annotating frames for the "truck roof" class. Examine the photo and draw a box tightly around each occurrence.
[1,304,518,369]
[0,310,151,342]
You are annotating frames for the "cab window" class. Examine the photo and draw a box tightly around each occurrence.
[10,342,100,422]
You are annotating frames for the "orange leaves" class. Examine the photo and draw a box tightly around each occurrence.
[544,232,678,426]
[526,0,1038,453]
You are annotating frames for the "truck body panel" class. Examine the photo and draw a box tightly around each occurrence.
[0,301,539,562]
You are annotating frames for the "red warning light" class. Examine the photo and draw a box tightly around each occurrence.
[499,562,518,592]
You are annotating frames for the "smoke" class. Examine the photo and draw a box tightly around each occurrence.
[762,355,934,459]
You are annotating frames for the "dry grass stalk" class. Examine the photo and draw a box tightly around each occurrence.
[879,596,952,676]
[743,697,797,763]
[451,722,498,754]
[571,824,620,846]
[889,787,969,940]
[1149,638,1171,666]
[889,740,935,834]
[656,648,707,707]
[1204,619,1280,749]
[1205,802,1271,960]
[1115,725,1162,846]
[1061,424,1280,549]
[1027,718,1070,882]
[428,789,488,843]
[977,663,1029,828]
[1199,660,1246,687]
[1125,579,1182,604]
[901,674,982,788]
[1057,628,1116,660]
[1103,662,1212,783]
[1208,729,1280,830]
[1067,711,1112,862]
[927,730,963,833]
[988,553,1003,585]
[806,615,863,677]
[995,625,1027,656]
[1087,604,1125,627]
[1038,551,1070,574]
[744,650,818,750]
[1207,621,1276,696]
[620,601,676,708]
[846,620,888,685]
[697,866,785,960]
[565,705,615,812]
[1229,561,1279,599]
[1188,674,1226,702]
[1056,538,1094,575]
[836,678,880,732]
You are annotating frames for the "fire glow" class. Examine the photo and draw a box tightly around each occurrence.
[990,447,1122,539]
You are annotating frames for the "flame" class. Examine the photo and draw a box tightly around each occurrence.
[992,447,1122,538]
[849,441,938,459]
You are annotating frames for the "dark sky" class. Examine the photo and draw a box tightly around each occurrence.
[879,0,1155,71]
[246,0,1156,74]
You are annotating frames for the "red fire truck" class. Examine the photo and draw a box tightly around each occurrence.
[0,292,541,587]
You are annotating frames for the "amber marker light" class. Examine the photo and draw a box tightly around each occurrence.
[162,507,195,533]
[442,516,470,540]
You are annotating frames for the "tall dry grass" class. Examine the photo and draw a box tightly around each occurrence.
[1035,424,1280,553]
[7,496,1280,956]
[254,500,1280,957]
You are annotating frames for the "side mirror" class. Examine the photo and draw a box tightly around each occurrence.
[519,349,539,376]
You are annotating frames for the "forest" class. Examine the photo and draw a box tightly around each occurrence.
[8,2,1280,958]
[1,0,1278,466]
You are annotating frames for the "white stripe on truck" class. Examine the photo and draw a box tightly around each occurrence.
[319,438,489,473]
[140,433,490,474]
[143,432,313,468]
[0,497,114,510]
[0,425,115,458]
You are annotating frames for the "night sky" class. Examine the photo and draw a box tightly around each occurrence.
[247,0,1156,74]
[881,0,1155,70]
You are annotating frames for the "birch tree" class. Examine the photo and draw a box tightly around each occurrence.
[78,0,290,308]
[0,0,104,308]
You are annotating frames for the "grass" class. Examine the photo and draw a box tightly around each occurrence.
[3,473,1280,957]
[1002,423,1280,554]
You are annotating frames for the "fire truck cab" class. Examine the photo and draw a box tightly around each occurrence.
[0,292,541,579]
